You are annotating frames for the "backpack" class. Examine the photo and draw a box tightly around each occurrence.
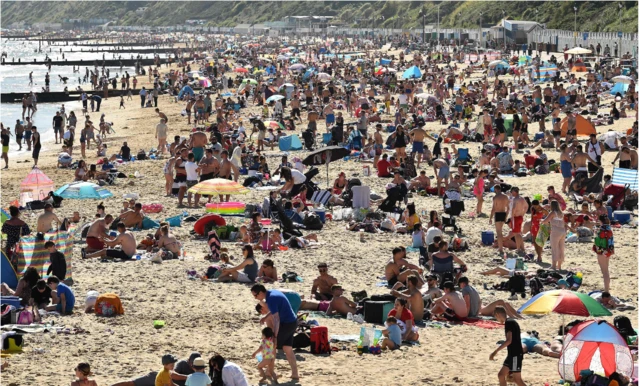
[136,150,147,161]
[303,213,323,231]
[293,332,311,349]
[529,277,544,296]
[17,309,33,325]
[281,271,299,283]
[310,326,331,355]
[582,374,610,386]
[613,315,636,341]
[507,274,526,295]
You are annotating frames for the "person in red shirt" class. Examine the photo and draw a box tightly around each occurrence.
[387,298,418,342]
[547,186,566,211]
[523,150,538,170]
[377,154,392,177]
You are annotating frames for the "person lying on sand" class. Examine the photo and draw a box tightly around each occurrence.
[592,291,636,311]
[430,281,468,321]
[520,332,561,358]
[311,263,338,300]
[325,285,358,317]
[458,277,522,319]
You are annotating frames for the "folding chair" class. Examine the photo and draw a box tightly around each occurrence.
[456,148,471,164]
[310,189,332,207]
[321,133,332,147]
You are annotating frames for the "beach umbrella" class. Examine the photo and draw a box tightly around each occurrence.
[241,79,258,85]
[488,60,507,68]
[518,290,611,317]
[234,67,248,73]
[263,120,285,130]
[611,75,634,84]
[54,182,113,200]
[402,66,422,79]
[265,94,285,103]
[187,178,249,196]
[566,47,592,55]
[415,93,436,99]
[302,146,351,187]
[290,63,306,70]
[559,320,634,382]
[317,72,332,81]
[199,78,212,88]
[278,83,295,90]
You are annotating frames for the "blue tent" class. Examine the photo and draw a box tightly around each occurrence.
[278,135,303,151]
[178,85,195,100]
[1,251,18,290]
[380,58,391,65]
[610,82,629,96]
[55,182,113,200]
[402,66,422,79]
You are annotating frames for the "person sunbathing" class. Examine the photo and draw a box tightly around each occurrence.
[430,281,468,321]
[385,246,422,289]
[311,263,338,300]
[157,226,182,258]
[325,285,357,317]
[520,332,561,358]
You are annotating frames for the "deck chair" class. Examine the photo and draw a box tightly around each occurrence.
[455,148,471,164]
[612,168,638,191]
[310,189,332,207]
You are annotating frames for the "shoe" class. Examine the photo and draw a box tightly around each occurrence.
[508,294,518,301]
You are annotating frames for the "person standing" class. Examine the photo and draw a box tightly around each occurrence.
[1,125,10,169]
[490,306,525,386]
[506,187,527,255]
[52,111,64,144]
[593,214,614,292]
[31,126,41,166]
[489,184,510,254]
[541,200,567,270]
[155,118,168,154]
[250,284,299,382]
[529,200,548,264]
[139,87,147,108]
[14,119,24,151]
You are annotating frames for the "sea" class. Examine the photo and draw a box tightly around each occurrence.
[0,39,168,155]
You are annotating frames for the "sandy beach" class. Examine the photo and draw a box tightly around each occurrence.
[1,48,637,386]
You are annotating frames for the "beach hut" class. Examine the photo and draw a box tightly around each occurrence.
[19,167,55,207]
[560,115,597,137]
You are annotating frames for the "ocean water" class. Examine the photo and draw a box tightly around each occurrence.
[1,39,164,155]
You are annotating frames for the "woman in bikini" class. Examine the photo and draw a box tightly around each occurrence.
[333,172,347,195]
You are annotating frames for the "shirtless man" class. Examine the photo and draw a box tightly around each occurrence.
[82,223,137,260]
[185,98,195,125]
[489,185,510,253]
[157,225,181,257]
[155,118,168,154]
[323,104,334,132]
[571,145,597,180]
[409,170,431,190]
[373,124,384,169]
[422,274,444,302]
[482,109,493,140]
[391,275,425,320]
[454,94,463,120]
[507,187,528,255]
[432,158,450,196]
[84,215,113,253]
[155,108,168,123]
[36,204,61,237]
[430,281,468,320]
[189,130,208,163]
[117,203,144,229]
[218,150,239,202]
[311,262,338,300]
[612,143,638,169]
[197,148,219,203]
[194,96,206,125]
[409,126,428,168]
[458,277,522,319]
[385,246,422,289]
[325,285,357,317]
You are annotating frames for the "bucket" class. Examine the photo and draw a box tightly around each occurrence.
[481,231,495,245]
[606,206,613,220]
[314,209,326,223]
[613,210,631,224]
[363,165,371,177]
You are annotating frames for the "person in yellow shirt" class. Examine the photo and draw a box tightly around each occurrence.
[156,354,178,386]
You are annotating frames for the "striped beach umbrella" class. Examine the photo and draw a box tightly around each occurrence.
[187,178,249,196]
[518,290,612,317]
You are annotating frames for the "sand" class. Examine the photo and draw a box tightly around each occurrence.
[1,49,637,386]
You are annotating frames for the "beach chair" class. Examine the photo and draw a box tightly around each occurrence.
[321,133,332,147]
[456,148,471,164]
[310,189,332,207]
[612,167,638,191]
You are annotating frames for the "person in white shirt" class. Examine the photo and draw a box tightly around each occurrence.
[425,223,443,245]
[184,152,200,207]
[280,167,306,197]
[210,354,249,386]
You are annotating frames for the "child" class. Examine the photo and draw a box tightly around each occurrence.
[137,233,155,252]
[185,357,211,386]
[30,279,52,310]
[490,306,525,386]
[237,225,250,244]
[381,316,402,350]
[46,276,75,315]
[252,327,278,384]
[71,362,97,386]
[45,241,66,281]
[156,354,178,386]
[119,96,125,109]
[97,202,106,218]
[126,88,133,100]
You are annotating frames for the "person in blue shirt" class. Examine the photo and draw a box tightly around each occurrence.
[185,357,212,386]
[381,316,402,350]
[251,284,299,381]
[46,276,75,315]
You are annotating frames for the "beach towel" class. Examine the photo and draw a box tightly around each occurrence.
[207,230,221,262]
[352,186,371,209]
[460,318,502,330]
[14,226,76,279]
[535,223,550,247]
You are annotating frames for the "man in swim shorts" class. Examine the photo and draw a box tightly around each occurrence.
[84,215,113,253]
[82,222,137,260]
[490,185,510,253]
[189,130,208,162]
[507,187,528,255]
[325,285,358,317]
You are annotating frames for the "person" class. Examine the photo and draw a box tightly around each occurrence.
[390,275,425,320]
[385,246,422,289]
[184,357,211,386]
[432,158,450,195]
[377,154,392,177]
[380,316,402,350]
[46,276,75,315]
[430,281,468,321]
[36,203,61,237]
[0,266,39,306]
[71,363,97,386]
[279,166,306,198]
[207,354,250,386]
[250,285,299,381]
[30,279,52,309]
[45,240,66,281]
[593,214,614,292]
[116,202,144,229]
[82,222,137,260]
[256,259,278,283]
[387,298,419,342]
[217,245,258,283]
[333,172,347,195]
[458,277,522,319]
[157,225,182,260]
[156,354,179,386]
[184,153,200,208]
[586,133,604,177]
[1,125,9,169]
[252,327,278,384]
[311,262,338,300]
[496,146,514,173]
[84,215,113,253]
[490,306,525,386]
[559,144,573,194]
[507,187,528,255]
[489,185,510,253]
[1,206,31,264]
[541,200,567,270]
[529,200,548,263]
[325,284,357,317]
[474,169,488,215]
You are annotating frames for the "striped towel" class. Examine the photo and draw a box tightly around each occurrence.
[207,230,221,262]
[15,225,77,279]
[612,167,638,191]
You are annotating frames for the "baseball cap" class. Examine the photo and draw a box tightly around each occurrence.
[162,354,178,365]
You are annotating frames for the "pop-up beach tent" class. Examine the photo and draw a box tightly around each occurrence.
[560,115,597,137]
[20,167,55,207]
[1,252,18,290]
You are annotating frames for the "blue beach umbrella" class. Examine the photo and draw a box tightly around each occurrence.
[54,182,113,200]
[402,66,422,79]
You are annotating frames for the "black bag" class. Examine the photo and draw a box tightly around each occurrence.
[363,301,392,324]
[292,332,311,349]
[583,374,610,386]
[281,271,299,283]
[136,150,147,161]
[303,213,323,231]
[507,274,526,294]
[529,277,544,296]
[1,304,16,325]
[613,315,636,341]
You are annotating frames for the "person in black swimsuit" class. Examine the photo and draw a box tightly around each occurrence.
[31,126,41,166]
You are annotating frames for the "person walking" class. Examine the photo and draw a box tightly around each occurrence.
[541,200,567,270]
[593,214,614,292]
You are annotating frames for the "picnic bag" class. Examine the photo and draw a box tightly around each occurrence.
[310,326,331,355]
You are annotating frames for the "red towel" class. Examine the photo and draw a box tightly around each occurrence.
[460,318,503,329]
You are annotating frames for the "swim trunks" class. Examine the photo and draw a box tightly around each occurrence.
[438,165,450,179]
[374,143,383,155]
[443,307,463,321]
[503,354,523,373]
[325,113,335,124]
[106,248,132,260]
[86,236,105,250]
[494,212,507,223]
[510,216,524,233]
[522,337,539,352]
[192,147,204,162]
[412,141,424,154]
[200,172,215,182]
[455,105,463,113]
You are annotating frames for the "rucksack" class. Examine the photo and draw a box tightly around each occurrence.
[303,213,323,231]
[507,274,526,295]
[281,271,299,283]
[529,277,544,296]
[136,150,147,160]
[310,326,331,355]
